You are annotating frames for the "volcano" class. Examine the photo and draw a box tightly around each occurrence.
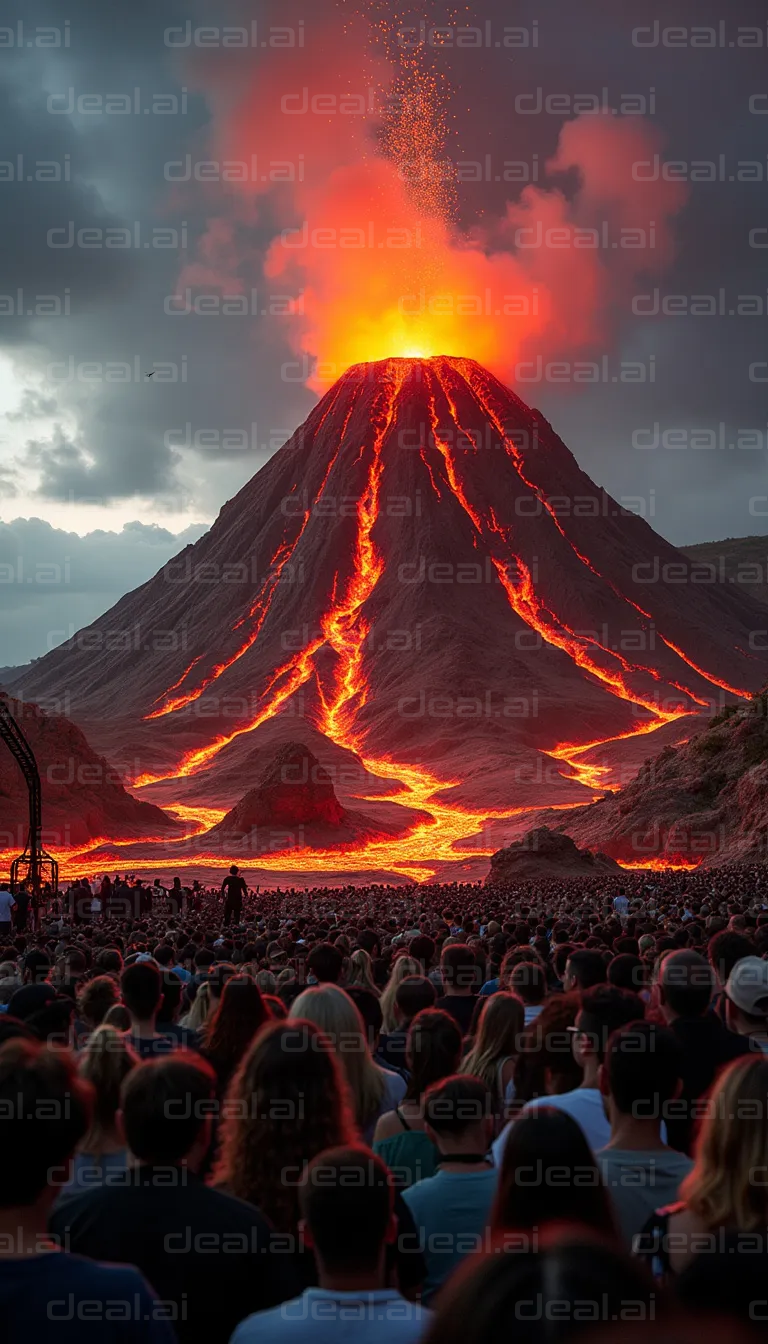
[11,356,767,881]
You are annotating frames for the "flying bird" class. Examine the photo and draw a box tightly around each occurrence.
[146,371,155,378]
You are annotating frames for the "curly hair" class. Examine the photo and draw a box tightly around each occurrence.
[213,1018,356,1234]
[201,975,271,1091]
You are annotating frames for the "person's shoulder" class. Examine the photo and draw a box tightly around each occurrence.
[21,1250,149,1295]
[49,1181,111,1231]
[230,1300,303,1344]
[196,1181,273,1230]
[373,1108,400,1143]
[402,1171,440,1210]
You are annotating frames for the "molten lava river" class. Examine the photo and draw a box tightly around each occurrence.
[40,356,753,882]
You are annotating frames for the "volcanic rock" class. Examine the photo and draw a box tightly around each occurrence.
[10,357,767,857]
[201,740,414,855]
[0,694,181,851]
[547,688,768,867]
[486,826,621,882]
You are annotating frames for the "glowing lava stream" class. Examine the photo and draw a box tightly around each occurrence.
[126,356,737,879]
[145,384,361,721]
[451,358,751,702]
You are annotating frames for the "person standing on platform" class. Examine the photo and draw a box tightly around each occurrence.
[222,865,247,926]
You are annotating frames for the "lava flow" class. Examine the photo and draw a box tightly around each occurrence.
[91,354,762,880]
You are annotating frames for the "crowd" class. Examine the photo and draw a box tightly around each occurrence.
[2,861,768,1341]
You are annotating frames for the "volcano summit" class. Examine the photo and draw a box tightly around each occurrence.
[11,356,766,880]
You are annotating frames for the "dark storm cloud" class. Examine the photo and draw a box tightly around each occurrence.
[0,0,304,507]
[0,0,765,552]
[0,514,207,662]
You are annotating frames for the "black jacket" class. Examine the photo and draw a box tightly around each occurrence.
[50,1166,298,1344]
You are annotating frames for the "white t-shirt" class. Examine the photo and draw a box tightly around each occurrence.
[0,890,16,922]
[492,1087,668,1163]
[493,1087,610,1162]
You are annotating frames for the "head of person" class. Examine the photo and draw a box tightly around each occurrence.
[607,953,644,993]
[405,1007,463,1102]
[598,1019,682,1127]
[658,950,714,1021]
[299,1145,396,1281]
[229,865,239,876]
[707,931,755,987]
[462,992,524,1094]
[491,1108,616,1236]
[509,962,546,1006]
[424,1075,494,1156]
[409,934,435,971]
[120,1054,217,1170]
[346,948,378,994]
[345,985,384,1053]
[77,1024,138,1147]
[440,943,480,994]
[290,984,383,1131]
[307,942,344,985]
[570,986,646,1081]
[563,949,607,993]
[724,957,768,1038]
[422,1229,653,1344]
[512,993,584,1104]
[214,1019,355,1232]
[120,961,162,1025]
[22,948,51,985]
[0,1038,93,1210]
[202,974,271,1076]
[76,974,119,1030]
[378,956,421,1032]
[394,974,436,1026]
[680,1056,768,1233]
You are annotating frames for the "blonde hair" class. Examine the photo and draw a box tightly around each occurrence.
[379,955,419,1032]
[181,980,211,1030]
[681,1056,768,1232]
[346,949,380,997]
[289,984,385,1131]
[462,992,525,1101]
[77,1024,138,1149]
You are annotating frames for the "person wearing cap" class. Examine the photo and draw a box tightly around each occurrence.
[725,956,768,1051]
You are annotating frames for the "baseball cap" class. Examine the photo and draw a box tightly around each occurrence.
[725,957,768,1017]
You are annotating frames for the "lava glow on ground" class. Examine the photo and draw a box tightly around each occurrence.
[30,354,751,883]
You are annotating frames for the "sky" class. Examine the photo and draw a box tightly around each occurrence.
[1,0,767,662]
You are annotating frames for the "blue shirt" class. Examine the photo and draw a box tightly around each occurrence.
[403,1167,498,1303]
[55,1151,130,1205]
[0,1252,175,1343]
[230,1288,431,1344]
[479,978,499,997]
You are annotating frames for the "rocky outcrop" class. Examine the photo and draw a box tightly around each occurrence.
[486,826,621,883]
[0,693,180,851]
[549,689,768,867]
[201,740,411,854]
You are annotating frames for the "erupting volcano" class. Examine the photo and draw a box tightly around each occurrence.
[11,356,765,881]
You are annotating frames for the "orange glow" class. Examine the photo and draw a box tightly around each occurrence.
[115,356,732,882]
[181,5,689,390]
[318,364,406,747]
[616,858,702,872]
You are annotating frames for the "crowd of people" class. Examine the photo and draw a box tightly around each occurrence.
[2,861,768,1341]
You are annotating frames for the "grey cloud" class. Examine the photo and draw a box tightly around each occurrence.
[0,514,208,661]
